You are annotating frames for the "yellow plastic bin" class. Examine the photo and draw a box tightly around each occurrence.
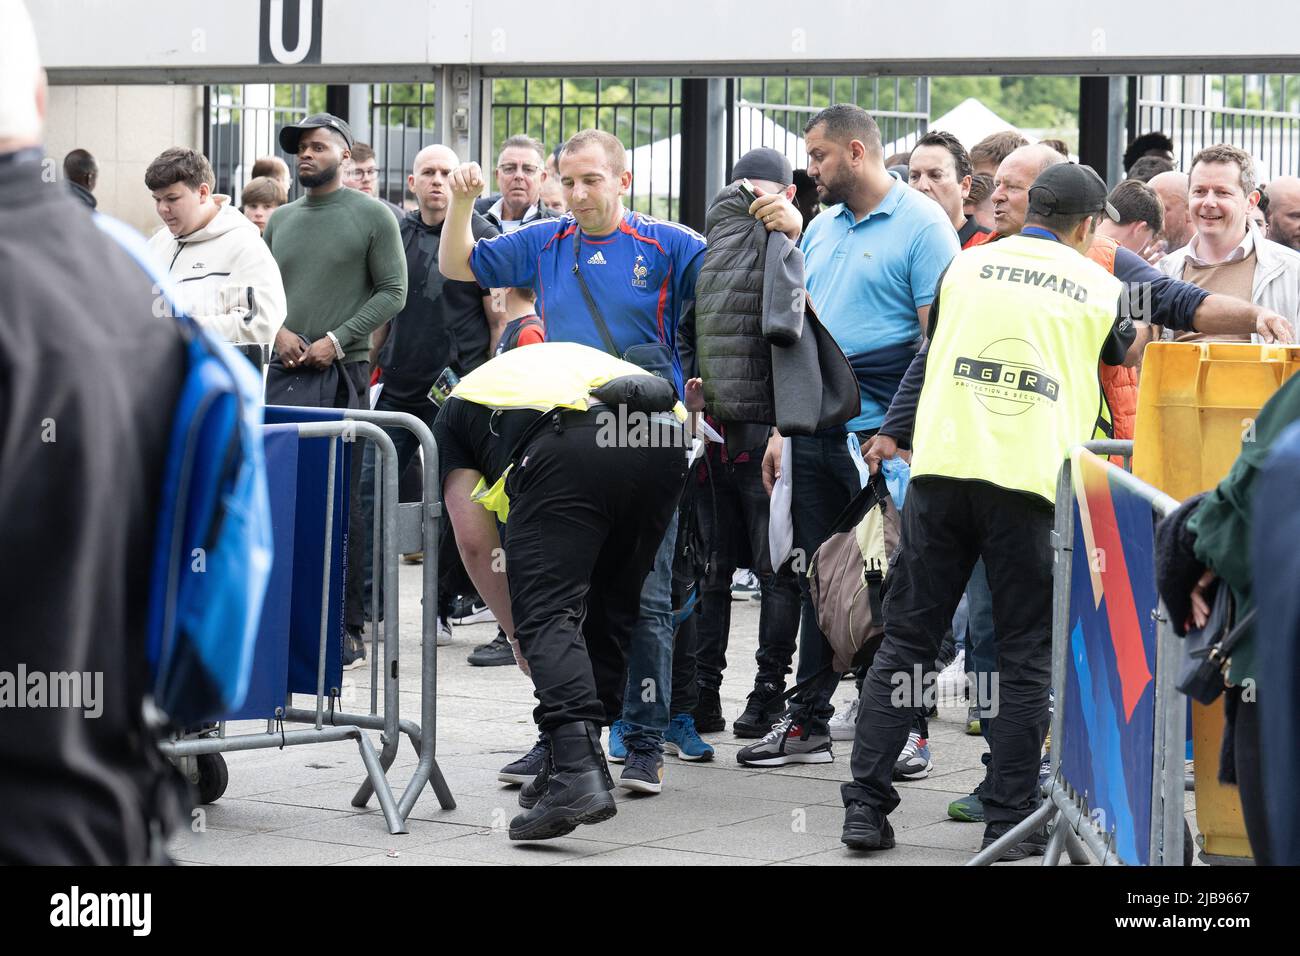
[1133,342,1300,862]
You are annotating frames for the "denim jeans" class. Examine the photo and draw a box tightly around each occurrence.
[789,430,868,733]
[620,517,679,753]
[964,558,998,736]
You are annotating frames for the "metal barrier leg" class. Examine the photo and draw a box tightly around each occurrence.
[1042,811,1068,865]
[1063,826,1091,865]
[351,425,403,810]
[965,799,1056,866]
[353,729,407,835]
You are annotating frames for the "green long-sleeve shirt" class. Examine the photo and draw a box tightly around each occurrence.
[263,187,407,364]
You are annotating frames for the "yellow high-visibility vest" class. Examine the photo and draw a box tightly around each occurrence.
[448,342,686,519]
[911,233,1123,503]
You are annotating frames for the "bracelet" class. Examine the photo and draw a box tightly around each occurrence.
[326,331,345,361]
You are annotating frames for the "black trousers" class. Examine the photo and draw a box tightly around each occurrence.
[505,414,686,733]
[842,476,1053,826]
[336,360,370,635]
[694,454,802,694]
[1233,694,1272,865]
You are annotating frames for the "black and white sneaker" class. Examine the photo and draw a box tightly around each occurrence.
[452,597,496,626]
[735,715,833,766]
[499,734,551,786]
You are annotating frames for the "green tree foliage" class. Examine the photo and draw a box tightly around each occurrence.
[929,76,1079,128]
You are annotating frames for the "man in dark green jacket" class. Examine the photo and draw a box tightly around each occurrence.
[264,113,407,662]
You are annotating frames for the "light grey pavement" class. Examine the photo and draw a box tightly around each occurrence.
[169,562,1199,866]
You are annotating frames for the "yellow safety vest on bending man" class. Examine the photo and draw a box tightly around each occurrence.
[910,233,1123,503]
[449,342,686,519]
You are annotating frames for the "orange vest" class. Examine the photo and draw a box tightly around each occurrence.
[1087,236,1139,442]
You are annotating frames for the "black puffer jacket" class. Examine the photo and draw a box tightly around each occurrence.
[695,184,775,423]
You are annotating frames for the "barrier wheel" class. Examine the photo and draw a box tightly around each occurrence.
[196,753,229,805]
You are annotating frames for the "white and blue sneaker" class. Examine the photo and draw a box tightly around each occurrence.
[663,714,715,762]
[607,719,627,764]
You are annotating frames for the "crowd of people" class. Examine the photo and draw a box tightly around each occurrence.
[5,0,1298,860]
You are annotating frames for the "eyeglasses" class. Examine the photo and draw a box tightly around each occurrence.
[498,163,541,178]
[356,168,379,180]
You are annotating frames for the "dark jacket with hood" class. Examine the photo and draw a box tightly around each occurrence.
[695,183,857,451]
[0,151,187,863]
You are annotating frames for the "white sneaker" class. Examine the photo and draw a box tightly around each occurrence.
[936,649,967,704]
[828,695,861,741]
[436,617,453,646]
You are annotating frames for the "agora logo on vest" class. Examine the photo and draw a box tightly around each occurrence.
[952,337,1060,416]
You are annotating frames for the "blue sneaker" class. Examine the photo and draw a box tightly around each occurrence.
[619,748,664,794]
[607,720,627,764]
[663,713,715,762]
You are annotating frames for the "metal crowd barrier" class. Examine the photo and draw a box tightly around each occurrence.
[969,439,1189,866]
[159,410,455,835]
[305,408,455,822]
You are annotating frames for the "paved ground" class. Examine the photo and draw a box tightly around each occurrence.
[168,562,1198,866]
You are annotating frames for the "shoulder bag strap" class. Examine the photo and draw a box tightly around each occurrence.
[571,226,621,357]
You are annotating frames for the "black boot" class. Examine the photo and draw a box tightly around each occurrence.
[733,682,786,738]
[509,721,616,840]
[518,758,548,810]
[693,686,726,733]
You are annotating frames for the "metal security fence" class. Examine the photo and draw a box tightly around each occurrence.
[731,75,930,170]
[368,82,439,208]
[488,77,682,220]
[204,84,314,204]
[1135,74,1300,180]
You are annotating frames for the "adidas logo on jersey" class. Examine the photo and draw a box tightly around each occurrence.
[586,251,607,265]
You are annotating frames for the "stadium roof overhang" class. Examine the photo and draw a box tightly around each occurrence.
[34,0,1300,84]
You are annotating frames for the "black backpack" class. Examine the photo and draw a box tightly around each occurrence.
[494,315,545,355]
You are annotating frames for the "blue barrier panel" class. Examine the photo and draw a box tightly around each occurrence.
[220,425,297,721]
[1254,420,1300,865]
[263,407,352,696]
[1060,449,1159,865]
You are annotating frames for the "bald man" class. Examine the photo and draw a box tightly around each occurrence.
[1148,171,1194,254]
[986,144,1065,239]
[360,144,507,649]
[1266,175,1300,252]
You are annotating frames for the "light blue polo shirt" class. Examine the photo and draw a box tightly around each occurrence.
[801,177,959,430]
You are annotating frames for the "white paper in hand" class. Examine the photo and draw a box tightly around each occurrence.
[768,436,794,571]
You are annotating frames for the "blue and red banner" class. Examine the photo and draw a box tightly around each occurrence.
[1059,448,1158,865]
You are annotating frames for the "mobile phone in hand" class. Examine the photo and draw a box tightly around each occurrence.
[737,178,758,206]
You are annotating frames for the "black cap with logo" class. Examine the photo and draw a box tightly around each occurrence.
[1027,163,1120,221]
[278,113,355,154]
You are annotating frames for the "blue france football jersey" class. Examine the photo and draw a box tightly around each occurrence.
[470,209,706,393]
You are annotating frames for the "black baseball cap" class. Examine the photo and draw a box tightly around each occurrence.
[731,147,793,188]
[1028,163,1120,221]
[279,113,355,154]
